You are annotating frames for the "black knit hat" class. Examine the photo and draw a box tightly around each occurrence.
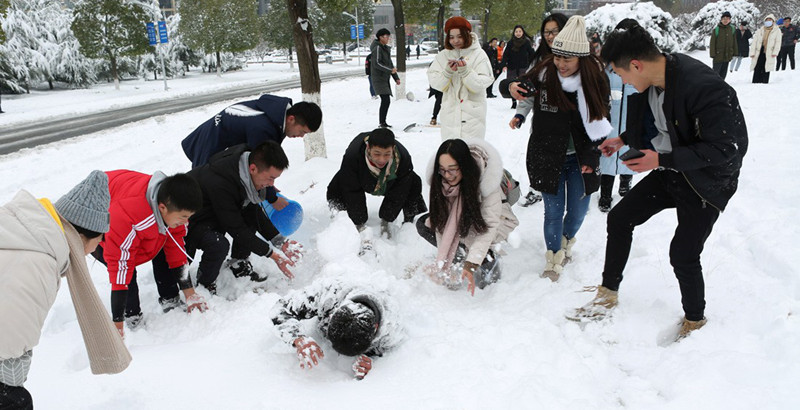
[722,11,732,18]
[327,298,379,356]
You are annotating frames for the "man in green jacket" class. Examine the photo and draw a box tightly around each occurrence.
[710,11,738,80]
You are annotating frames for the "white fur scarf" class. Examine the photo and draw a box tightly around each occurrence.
[557,73,612,141]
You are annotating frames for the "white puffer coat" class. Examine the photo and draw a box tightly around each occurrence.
[0,191,70,360]
[750,15,783,73]
[428,32,495,141]
[426,139,519,265]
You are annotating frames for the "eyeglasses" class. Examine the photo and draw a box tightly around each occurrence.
[438,168,460,177]
[544,29,560,37]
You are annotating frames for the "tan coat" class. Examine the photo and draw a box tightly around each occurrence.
[426,140,519,265]
[750,17,783,72]
[0,190,130,381]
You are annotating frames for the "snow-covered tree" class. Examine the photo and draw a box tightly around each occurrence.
[753,0,800,20]
[72,0,150,90]
[178,0,260,77]
[138,13,194,80]
[585,1,681,53]
[683,1,760,51]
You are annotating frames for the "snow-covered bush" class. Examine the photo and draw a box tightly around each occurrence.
[201,52,245,73]
[585,1,681,53]
[683,0,760,51]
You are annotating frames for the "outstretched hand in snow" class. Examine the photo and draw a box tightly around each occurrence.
[352,355,373,380]
[270,251,295,280]
[293,336,324,369]
[281,239,304,262]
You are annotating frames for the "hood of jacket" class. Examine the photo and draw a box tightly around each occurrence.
[426,139,503,198]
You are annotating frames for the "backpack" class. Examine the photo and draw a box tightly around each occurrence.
[714,25,735,37]
[365,53,372,75]
[500,169,520,205]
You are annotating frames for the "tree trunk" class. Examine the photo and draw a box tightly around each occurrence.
[111,54,120,90]
[392,0,406,101]
[287,0,325,160]
[437,5,445,51]
[48,79,53,90]
[342,41,347,62]
[215,51,222,77]
[288,46,294,70]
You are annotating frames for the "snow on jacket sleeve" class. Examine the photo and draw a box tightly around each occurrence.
[456,49,495,94]
[270,280,344,346]
[103,207,144,291]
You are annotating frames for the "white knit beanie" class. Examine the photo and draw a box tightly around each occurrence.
[552,15,590,57]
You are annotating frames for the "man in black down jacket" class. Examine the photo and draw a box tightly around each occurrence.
[186,142,300,292]
[571,25,748,341]
[327,128,426,237]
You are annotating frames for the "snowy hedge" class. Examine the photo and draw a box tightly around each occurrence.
[683,0,760,51]
[585,1,681,53]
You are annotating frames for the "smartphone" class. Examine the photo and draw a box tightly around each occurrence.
[619,147,645,161]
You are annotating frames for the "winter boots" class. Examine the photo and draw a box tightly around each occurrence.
[520,190,543,207]
[676,317,707,341]
[598,196,612,213]
[541,250,565,282]
[599,174,614,212]
[124,312,145,330]
[430,117,437,126]
[618,174,632,197]
[567,285,619,321]
[230,259,266,282]
[474,249,501,289]
[561,236,577,265]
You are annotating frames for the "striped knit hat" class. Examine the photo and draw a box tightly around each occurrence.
[552,15,590,57]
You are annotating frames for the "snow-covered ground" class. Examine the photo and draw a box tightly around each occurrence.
[1,51,798,409]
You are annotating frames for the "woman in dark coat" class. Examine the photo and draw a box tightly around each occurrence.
[501,25,534,109]
[370,28,401,128]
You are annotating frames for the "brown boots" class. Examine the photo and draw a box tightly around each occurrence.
[567,285,619,321]
[676,317,707,341]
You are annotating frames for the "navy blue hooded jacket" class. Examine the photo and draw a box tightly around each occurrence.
[182,94,292,168]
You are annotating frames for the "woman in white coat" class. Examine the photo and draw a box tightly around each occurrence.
[750,14,783,83]
[416,139,519,296]
[427,17,494,141]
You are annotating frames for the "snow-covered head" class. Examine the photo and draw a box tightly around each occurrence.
[327,296,380,356]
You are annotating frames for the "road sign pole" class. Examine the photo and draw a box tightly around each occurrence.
[156,21,169,91]
[356,8,361,67]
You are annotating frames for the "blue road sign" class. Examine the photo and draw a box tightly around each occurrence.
[146,22,157,46]
[350,24,366,40]
[157,21,169,44]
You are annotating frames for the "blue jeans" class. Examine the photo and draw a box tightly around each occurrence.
[541,155,592,252]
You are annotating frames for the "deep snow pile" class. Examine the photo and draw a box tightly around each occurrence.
[1,53,799,409]
[585,1,681,52]
[683,0,761,51]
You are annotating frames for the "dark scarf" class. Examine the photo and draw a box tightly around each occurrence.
[510,36,529,52]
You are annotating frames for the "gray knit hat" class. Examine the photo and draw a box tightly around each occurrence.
[54,170,110,233]
[552,15,590,57]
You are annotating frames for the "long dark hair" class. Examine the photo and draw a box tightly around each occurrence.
[524,54,610,121]
[532,13,568,63]
[429,139,488,237]
[509,25,532,52]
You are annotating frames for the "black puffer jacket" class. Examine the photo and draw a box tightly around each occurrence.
[620,53,748,211]
[187,144,278,257]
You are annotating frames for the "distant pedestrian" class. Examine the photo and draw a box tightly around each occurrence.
[406,45,411,60]
[371,28,401,128]
[709,11,737,80]
[428,86,443,126]
[501,25,534,109]
[416,44,421,59]
[750,14,783,84]
[731,22,752,72]
[484,38,501,98]
[777,17,798,70]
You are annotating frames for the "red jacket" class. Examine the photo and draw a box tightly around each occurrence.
[101,170,188,291]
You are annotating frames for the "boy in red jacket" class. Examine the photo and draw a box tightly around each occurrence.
[91,171,205,338]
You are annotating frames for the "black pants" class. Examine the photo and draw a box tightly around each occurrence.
[507,68,526,108]
[92,247,182,322]
[753,50,771,83]
[712,61,729,79]
[431,92,443,119]
[327,171,427,227]
[184,225,231,288]
[601,170,720,321]
[379,94,390,124]
[777,45,796,70]
[600,174,633,199]
[0,383,32,410]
